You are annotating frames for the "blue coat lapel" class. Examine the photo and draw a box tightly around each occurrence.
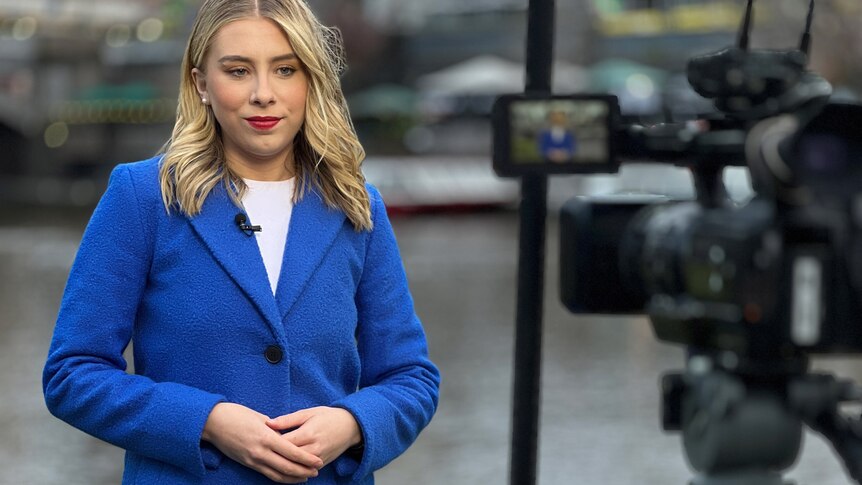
[275,188,347,320]
[187,184,285,343]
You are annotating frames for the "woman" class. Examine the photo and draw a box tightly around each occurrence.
[42,1,440,483]
[538,110,577,163]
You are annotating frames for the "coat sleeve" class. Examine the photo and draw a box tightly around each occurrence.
[42,164,226,478]
[331,185,441,480]
[334,184,440,480]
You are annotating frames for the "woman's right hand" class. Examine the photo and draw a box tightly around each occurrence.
[202,402,324,483]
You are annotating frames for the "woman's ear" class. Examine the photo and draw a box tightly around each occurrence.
[191,68,208,101]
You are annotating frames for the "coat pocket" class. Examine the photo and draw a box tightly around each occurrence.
[201,442,225,470]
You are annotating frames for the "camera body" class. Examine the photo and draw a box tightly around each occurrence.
[559,178,862,357]
[495,2,862,482]
[491,44,862,359]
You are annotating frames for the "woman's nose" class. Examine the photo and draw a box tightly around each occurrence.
[251,77,275,106]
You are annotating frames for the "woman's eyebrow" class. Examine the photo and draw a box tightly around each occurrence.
[218,53,298,64]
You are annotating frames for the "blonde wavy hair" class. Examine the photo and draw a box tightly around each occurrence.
[159,0,371,231]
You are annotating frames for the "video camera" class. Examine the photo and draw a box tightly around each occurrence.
[493,1,862,483]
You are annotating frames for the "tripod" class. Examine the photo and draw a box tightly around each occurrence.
[662,353,862,484]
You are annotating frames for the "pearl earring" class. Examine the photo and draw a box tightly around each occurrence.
[201,96,208,105]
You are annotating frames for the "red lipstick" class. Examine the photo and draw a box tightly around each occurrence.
[246,116,281,131]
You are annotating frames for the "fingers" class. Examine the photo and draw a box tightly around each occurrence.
[246,437,321,483]
[278,407,362,468]
[263,460,317,484]
[257,463,313,484]
[266,408,317,431]
[204,403,325,482]
[268,433,324,469]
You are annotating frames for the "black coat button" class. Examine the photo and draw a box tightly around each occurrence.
[264,345,283,364]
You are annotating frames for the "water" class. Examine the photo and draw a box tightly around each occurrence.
[0,207,858,484]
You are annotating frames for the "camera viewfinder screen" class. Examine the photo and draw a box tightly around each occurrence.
[510,99,610,165]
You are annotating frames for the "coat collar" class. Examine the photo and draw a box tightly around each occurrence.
[274,187,347,320]
[187,182,346,342]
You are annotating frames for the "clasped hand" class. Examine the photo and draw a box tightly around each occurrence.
[203,403,362,483]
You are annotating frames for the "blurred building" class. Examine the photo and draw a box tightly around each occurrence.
[0,0,192,203]
[358,0,740,70]
[2,0,858,204]
[593,0,739,69]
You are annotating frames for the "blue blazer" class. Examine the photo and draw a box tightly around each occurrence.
[43,156,440,484]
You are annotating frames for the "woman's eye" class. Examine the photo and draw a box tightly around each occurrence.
[229,68,249,77]
[277,66,296,76]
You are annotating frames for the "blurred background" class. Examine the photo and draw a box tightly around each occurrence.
[2,0,862,483]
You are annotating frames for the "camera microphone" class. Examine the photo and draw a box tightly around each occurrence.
[234,213,261,235]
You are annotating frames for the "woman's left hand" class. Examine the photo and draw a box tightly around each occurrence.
[266,407,362,467]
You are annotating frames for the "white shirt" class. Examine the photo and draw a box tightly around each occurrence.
[241,178,295,294]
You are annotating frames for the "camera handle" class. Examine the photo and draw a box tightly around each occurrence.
[662,356,862,484]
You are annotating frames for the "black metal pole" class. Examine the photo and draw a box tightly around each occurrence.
[509,0,554,484]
